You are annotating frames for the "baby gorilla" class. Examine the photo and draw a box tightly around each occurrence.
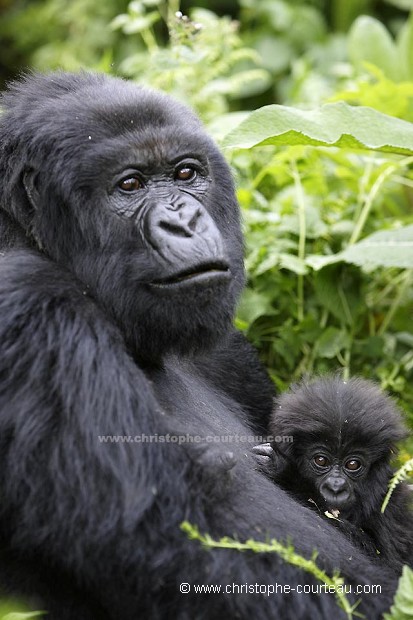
[254,376,413,571]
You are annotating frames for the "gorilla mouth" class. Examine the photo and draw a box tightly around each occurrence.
[323,491,352,510]
[150,262,230,288]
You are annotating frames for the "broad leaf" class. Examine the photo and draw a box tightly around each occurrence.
[384,565,413,619]
[307,226,413,270]
[315,328,350,359]
[237,288,275,324]
[223,102,413,155]
[348,16,401,81]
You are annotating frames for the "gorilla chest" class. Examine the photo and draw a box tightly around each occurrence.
[147,357,249,441]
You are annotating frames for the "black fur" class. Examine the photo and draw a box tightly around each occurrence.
[0,72,397,619]
[260,376,413,571]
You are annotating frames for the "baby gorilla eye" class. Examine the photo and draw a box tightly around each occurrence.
[345,459,361,472]
[118,176,142,192]
[175,165,196,182]
[314,455,329,468]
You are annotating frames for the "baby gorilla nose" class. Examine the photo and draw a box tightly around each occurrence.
[326,476,347,493]
[320,476,352,508]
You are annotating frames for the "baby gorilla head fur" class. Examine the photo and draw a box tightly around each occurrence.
[267,376,407,520]
[253,375,413,570]
[0,72,245,361]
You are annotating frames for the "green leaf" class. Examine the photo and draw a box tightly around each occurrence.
[278,254,308,275]
[308,225,413,271]
[348,16,401,81]
[254,36,293,73]
[396,11,413,81]
[123,13,159,34]
[385,0,413,9]
[223,102,413,156]
[315,328,350,358]
[237,288,275,324]
[313,266,360,324]
[383,565,413,619]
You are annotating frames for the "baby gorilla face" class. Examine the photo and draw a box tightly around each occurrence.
[307,449,367,511]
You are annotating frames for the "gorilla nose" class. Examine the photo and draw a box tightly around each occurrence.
[147,200,226,266]
[158,204,203,238]
[320,477,351,508]
[327,477,346,493]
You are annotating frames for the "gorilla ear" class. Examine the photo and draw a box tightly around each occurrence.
[23,169,40,212]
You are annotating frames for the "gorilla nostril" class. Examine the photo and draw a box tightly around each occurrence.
[159,220,192,238]
[188,209,202,232]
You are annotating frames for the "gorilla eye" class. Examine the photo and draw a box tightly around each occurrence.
[345,459,361,472]
[175,165,196,182]
[118,176,143,192]
[313,455,329,468]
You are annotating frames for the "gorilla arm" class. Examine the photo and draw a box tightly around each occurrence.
[0,248,162,616]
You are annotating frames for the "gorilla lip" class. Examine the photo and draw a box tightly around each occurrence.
[149,262,230,288]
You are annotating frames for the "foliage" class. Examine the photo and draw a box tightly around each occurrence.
[181,521,358,619]
[0,599,43,619]
[111,0,270,119]
[384,566,413,620]
[1,614,43,620]
[223,101,413,152]
[239,0,327,78]
[0,0,128,79]
[381,458,413,512]
[223,106,413,433]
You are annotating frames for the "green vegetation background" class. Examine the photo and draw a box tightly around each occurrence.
[1,1,413,617]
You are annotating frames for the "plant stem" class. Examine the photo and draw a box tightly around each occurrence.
[349,164,396,245]
[378,270,412,336]
[291,161,306,322]
[350,155,413,246]
[181,522,356,619]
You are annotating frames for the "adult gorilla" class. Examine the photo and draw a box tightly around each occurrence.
[0,73,395,619]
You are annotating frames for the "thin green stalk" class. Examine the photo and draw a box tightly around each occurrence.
[349,164,397,245]
[338,286,353,326]
[350,155,413,246]
[291,161,306,322]
[166,0,181,30]
[391,175,413,190]
[140,28,158,52]
[251,154,278,189]
[354,157,373,223]
[372,271,407,308]
[181,522,358,620]
[337,349,351,381]
[378,270,412,336]
[382,458,413,512]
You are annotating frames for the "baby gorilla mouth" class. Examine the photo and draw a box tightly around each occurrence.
[322,489,352,510]
[150,262,230,288]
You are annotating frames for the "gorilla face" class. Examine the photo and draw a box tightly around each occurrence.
[1,73,245,358]
[297,444,368,512]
